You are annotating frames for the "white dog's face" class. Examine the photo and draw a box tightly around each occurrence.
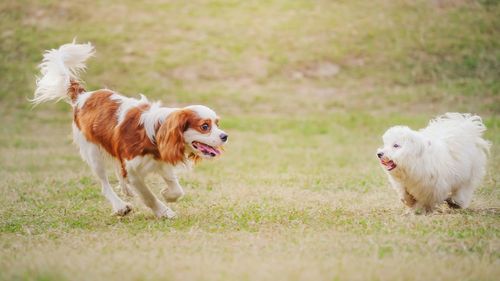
[376,126,425,172]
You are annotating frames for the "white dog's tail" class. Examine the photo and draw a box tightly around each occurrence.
[430,113,491,155]
[32,41,95,105]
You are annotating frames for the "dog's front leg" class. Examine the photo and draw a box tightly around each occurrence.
[389,178,416,208]
[402,190,417,208]
[127,169,176,219]
[410,201,435,215]
[160,165,185,203]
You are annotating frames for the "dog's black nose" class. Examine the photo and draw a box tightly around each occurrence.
[377,152,384,158]
[220,133,228,142]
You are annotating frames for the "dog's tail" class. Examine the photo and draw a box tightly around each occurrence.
[32,40,95,105]
[432,113,491,155]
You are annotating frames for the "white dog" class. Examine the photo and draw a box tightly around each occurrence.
[377,113,490,213]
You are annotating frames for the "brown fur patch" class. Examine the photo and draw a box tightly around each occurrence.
[68,80,86,102]
[117,103,159,160]
[74,92,205,174]
[73,90,158,176]
[76,90,119,157]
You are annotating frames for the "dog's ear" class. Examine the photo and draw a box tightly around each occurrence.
[156,109,192,164]
[409,132,426,157]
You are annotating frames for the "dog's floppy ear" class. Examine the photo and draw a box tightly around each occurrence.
[156,109,193,164]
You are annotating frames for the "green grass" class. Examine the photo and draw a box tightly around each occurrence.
[0,0,499,280]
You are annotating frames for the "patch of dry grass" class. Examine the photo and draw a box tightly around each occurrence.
[1,228,499,281]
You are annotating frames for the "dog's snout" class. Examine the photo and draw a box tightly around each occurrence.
[377,152,384,158]
[220,133,228,142]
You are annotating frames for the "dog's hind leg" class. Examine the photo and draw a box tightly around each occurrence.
[114,162,134,197]
[445,198,462,209]
[449,184,474,209]
[449,156,486,209]
[73,124,132,216]
[82,147,132,216]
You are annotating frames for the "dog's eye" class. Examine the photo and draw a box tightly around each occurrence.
[393,144,400,148]
[201,123,210,131]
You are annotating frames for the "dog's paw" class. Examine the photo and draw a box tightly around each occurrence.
[154,205,177,219]
[445,198,462,209]
[412,206,434,215]
[113,203,133,216]
[161,188,185,203]
[402,191,417,208]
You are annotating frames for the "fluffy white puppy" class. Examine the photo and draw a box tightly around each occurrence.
[377,113,490,213]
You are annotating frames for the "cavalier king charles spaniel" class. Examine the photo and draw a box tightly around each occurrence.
[32,41,228,218]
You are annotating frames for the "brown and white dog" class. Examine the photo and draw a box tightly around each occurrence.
[32,41,228,218]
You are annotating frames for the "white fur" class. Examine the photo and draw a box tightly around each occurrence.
[140,102,177,143]
[111,93,149,124]
[33,41,94,105]
[377,113,491,213]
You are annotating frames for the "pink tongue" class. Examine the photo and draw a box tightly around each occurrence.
[198,143,220,155]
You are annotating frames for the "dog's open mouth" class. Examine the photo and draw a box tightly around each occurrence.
[381,159,397,171]
[192,141,221,157]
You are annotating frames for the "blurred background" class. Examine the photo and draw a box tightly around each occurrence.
[0,1,499,280]
[1,0,499,114]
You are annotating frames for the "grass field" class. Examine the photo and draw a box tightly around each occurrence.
[1,0,499,280]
